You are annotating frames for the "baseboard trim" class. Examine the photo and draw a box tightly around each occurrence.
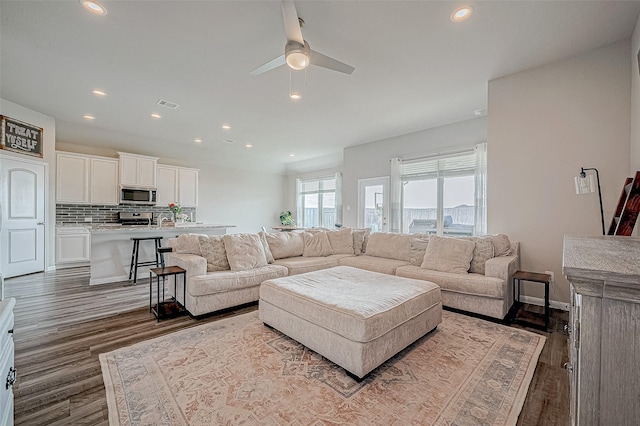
[519,295,569,311]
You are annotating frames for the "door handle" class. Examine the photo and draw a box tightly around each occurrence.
[37,222,45,225]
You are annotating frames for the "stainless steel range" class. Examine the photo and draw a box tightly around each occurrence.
[118,212,153,226]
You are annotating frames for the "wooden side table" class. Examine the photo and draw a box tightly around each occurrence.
[149,265,187,321]
[512,270,551,331]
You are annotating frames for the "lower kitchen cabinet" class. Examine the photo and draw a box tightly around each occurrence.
[56,227,91,267]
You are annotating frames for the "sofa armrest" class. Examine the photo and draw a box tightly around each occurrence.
[485,254,520,308]
[167,253,207,277]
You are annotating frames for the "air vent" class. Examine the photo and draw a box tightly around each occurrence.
[222,139,236,144]
[156,99,179,109]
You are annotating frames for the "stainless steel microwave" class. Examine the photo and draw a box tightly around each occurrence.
[119,186,157,205]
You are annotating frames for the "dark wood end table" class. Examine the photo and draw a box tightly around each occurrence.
[149,265,187,321]
[512,270,552,331]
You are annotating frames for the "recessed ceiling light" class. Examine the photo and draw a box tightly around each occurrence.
[290,92,302,101]
[92,89,106,96]
[222,124,231,130]
[473,109,483,116]
[81,0,107,16]
[150,113,162,119]
[289,154,295,157]
[451,6,473,22]
[194,138,202,143]
[83,114,95,120]
[245,144,253,148]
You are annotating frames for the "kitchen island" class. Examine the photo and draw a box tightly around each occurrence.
[89,224,234,285]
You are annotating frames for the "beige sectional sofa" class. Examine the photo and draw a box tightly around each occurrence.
[166,228,519,319]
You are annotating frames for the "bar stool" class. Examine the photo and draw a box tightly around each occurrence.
[128,236,163,284]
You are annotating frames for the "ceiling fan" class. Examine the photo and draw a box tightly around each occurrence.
[250,0,355,76]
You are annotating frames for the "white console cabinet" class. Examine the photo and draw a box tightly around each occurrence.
[0,297,16,426]
[56,227,91,267]
[118,152,157,188]
[56,152,119,205]
[156,164,198,207]
[563,235,640,426]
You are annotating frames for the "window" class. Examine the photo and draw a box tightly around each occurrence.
[393,144,486,236]
[296,175,340,228]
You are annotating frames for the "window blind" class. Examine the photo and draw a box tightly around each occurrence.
[401,150,476,179]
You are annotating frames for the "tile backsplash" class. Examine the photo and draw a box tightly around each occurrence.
[56,204,196,225]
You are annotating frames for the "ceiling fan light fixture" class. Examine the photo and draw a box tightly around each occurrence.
[285,41,311,70]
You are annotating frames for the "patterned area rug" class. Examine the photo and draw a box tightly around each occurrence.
[100,310,545,425]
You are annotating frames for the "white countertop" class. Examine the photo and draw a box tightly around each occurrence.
[89,223,235,233]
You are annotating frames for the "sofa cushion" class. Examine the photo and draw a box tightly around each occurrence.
[273,255,341,275]
[408,234,430,266]
[198,235,230,272]
[461,236,495,275]
[258,231,275,263]
[265,232,304,259]
[189,265,289,296]
[302,232,333,257]
[176,233,207,256]
[351,228,371,255]
[490,234,511,256]
[396,265,505,299]
[339,255,410,275]
[222,233,268,271]
[364,232,429,265]
[326,228,354,255]
[421,235,474,274]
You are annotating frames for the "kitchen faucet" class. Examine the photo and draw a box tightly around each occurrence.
[157,214,167,228]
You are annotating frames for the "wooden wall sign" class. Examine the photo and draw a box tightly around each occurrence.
[0,115,43,158]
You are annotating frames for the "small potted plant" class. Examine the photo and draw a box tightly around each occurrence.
[279,211,294,226]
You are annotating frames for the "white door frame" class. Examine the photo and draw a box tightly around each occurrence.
[0,153,48,278]
[357,176,389,232]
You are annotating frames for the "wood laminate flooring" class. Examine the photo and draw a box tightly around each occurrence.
[5,267,570,425]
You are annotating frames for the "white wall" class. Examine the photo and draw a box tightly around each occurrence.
[0,98,56,270]
[56,141,285,234]
[488,40,631,303]
[631,14,640,172]
[341,117,487,227]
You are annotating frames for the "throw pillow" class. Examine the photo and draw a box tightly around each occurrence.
[421,235,475,275]
[197,235,230,272]
[176,233,207,256]
[222,233,268,271]
[258,231,275,263]
[409,234,430,266]
[351,228,371,255]
[462,236,495,275]
[326,228,353,255]
[365,233,413,262]
[265,231,304,259]
[302,232,333,257]
[490,234,511,256]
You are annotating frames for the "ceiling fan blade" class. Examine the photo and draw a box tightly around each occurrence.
[281,0,304,45]
[249,54,286,75]
[310,50,355,75]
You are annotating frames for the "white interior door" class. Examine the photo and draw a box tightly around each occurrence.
[0,156,46,278]
[357,177,389,232]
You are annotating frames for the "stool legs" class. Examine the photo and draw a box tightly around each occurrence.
[128,239,138,280]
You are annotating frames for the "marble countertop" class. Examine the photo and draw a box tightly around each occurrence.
[89,223,235,233]
[563,235,640,285]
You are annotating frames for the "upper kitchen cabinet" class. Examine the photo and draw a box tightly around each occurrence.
[156,164,199,207]
[90,157,119,205]
[56,152,120,205]
[118,152,158,188]
[56,152,89,203]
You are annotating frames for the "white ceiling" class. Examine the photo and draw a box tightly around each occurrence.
[2,1,639,171]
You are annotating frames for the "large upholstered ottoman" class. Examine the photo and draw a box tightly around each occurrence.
[259,265,442,379]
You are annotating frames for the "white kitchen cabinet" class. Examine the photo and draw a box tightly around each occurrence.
[56,152,90,203]
[56,227,91,267]
[90,157,119,205]
[156,165,179,206]
[0,297,16,426]
[155,164,199,207]
[118,152,158,188]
